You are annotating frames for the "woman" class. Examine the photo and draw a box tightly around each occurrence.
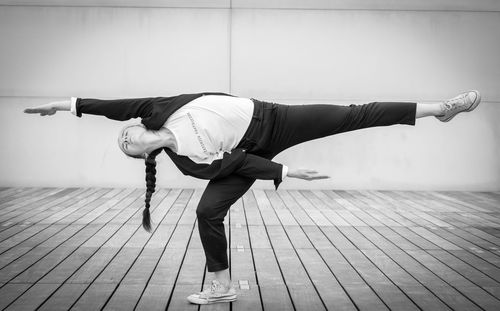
[24,90,481,305]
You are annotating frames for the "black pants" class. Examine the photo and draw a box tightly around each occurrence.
[196,98,417,272]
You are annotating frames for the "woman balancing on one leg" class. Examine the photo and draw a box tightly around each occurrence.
[24,90,481,305]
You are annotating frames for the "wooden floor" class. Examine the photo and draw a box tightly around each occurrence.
[0,188,500,311]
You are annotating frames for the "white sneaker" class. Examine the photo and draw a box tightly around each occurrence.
[436,90,481,122]
[187,280,237,305]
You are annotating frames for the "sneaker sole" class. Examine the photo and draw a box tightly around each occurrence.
[187,295,237,305]
[439,90,481,122]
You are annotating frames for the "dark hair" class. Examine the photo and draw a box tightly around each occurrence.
[142,148,162,232]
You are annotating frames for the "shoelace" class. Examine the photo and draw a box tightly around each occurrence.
[210,280,222,293]
[200,280,223,295]
[443,94,468,112]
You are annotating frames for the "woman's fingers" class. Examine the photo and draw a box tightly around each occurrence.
[306,171,330,180]
[24,108,40,113]
[24,107,56,115]
[310,174,330,180]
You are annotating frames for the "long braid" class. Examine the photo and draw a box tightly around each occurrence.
[143,148,161,232]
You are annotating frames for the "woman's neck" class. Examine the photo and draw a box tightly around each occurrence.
[161,127,177,152]
[143,127,177,154]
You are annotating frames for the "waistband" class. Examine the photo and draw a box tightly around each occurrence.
[236,98,270,150]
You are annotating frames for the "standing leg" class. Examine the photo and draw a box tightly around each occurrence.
[188,174,256,304]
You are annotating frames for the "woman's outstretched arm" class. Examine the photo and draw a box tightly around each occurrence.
[165,148,330,190]
[24,96,157,121]
[24,99,71,116]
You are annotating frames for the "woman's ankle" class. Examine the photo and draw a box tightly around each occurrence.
[415,102,445,118]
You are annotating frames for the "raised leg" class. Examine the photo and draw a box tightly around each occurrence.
[269,101,417,155]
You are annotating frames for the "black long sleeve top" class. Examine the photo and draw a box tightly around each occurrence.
[74,92,285,189]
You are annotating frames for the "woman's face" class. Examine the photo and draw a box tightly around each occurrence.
[118,124,148,158]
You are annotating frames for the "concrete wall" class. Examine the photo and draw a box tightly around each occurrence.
[1,1,499,190]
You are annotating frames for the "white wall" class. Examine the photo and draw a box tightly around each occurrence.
[1,1,499,191]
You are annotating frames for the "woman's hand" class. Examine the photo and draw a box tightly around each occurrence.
[24,100,70,116]
[24,103,57,116]
[287,168,330,180]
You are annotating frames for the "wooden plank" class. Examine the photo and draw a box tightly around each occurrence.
[0,188,97,245]
[229,197,246,228]
[383,248,481,311]
[231,194,262,311]
[246,225,271,249]
[336,210,368,227]
[0,188,57,215]
[230,209,251,250]
[265,225,293,249]
[390,227,441,250]
[135,283,175,311]
[425,191,491,213]
[324,190,361,211]
[242,191,264,226]
[321,226,357,250]
[9,190,133,284]
[371,227,418,250]
[342,283,389,311]
[301,225,335,250]
[448,250,500,283]
[426,250,500,291]
[283,225,314,249]
[37,284,88,311]
[333,191,386,227]
[265,190,298,226]
[288,190,332,226]
[296,248,356,310]
[103,284,146,311]
[315,247,365,286]
[244,182,288,311]
[362,249,451,311]
[165,189,205,310]
[230,248,262,311]
[0,283,31,310]
[167,247,203,310]
[65,193,159,284]
[253,249,293,309]
[0,189,164,310]
[70,283,117,311]
[273,248,325,310]
[443,227,500,252]
[406,249,499,310]
[0,187,24,199]
[0,188,42,206]
[445,191,499,212]
[0,189,103,252]
[68,189,180,309]
[309,190,346,210]
[3,283,59,311]
[0,188,89,230]
[2,187,500,310]
[0,189,117,283]
[339,249,419,311]
[253,189,281,226]
[408,226,462,250]
[37,191,141,287]
[275,190,318,225]
[355,226,400,251]
[463,227,500,247]
[336,226,378,250]
[353,190,418,227]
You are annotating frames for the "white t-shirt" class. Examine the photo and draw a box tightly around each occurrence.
[164,95,254,164]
